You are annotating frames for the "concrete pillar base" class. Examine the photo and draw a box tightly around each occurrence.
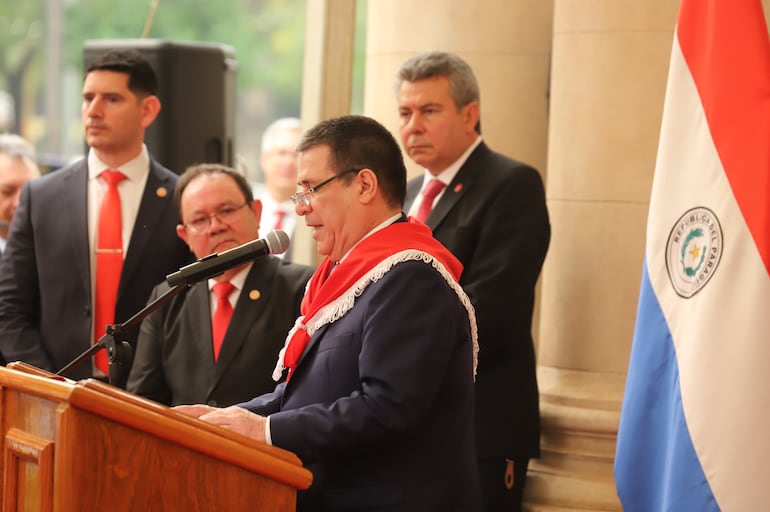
[525,367,624,511]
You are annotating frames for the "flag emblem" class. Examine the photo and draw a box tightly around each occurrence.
[665,206,723,298]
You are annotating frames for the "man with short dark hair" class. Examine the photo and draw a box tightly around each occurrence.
[0,49,192,381]
[177,115,482,511]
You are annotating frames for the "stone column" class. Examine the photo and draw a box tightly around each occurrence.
[534,1,678,509]
[294,0,357,267]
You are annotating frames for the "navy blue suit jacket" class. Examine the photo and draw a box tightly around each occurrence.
[0,158,192,380]
[405,142,551,459]
[240,259,481,511]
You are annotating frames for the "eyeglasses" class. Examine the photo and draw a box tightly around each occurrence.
[290,168,361,207]
[184,203,248,233]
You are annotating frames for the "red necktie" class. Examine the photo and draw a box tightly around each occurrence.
[211,281,235,361]
[273,207,286,231]
[94,170,126,374]
[415,179,446,222]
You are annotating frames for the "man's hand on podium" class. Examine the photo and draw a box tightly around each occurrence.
[175,404,267,442]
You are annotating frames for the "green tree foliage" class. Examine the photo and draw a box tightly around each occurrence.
[0,0,45,133]
[1,0,309,156]
[62,0,306,104]
[2,0,369,161]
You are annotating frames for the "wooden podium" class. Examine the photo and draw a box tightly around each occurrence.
[0,363,312,511]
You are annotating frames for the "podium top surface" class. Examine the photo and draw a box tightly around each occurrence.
[0,363,312,490]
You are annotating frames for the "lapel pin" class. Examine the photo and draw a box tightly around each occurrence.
[156,186,168,198]
[249,289,261,301]
[453,183,464,193]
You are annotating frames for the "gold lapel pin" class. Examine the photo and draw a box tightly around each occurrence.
[156,186,168,198]
[249,289,261,301]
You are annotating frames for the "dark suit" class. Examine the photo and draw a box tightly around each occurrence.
[0,158,192,380]
[240,259,481,511]
[405,142,550,466]
[127,257,313,407]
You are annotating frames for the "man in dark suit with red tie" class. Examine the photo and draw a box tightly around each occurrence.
[0,49,192,381]
[397,51,551,512]
[127,163,313,407]
[176,115,482,511]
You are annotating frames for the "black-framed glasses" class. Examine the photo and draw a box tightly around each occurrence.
[290,168,361,207]
[184,203,249,233]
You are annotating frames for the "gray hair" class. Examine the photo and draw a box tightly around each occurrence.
[0,134,39,177]
[260,117,302,153]
[395,51,480,110]
[0,134,36,161]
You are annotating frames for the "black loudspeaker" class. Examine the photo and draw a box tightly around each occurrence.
[83,39,238,174]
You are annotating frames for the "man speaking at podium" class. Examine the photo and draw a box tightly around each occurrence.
[177,116,482,511]
[127,163,313,407]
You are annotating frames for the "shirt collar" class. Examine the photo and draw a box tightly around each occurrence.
[88,144,150,183]
[208,262,252,292]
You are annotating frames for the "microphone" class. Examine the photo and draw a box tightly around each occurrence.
[166,229,290,287]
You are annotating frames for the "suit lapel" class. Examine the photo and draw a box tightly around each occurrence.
[404,143,490,231]
[67,164,91,295]
[288,323,331,389]
[118,161,176,298]
[425,142,489,230]
[186,283,216,372]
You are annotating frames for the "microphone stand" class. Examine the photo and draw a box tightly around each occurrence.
[56,283,190,387]
[55,232,289,387]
